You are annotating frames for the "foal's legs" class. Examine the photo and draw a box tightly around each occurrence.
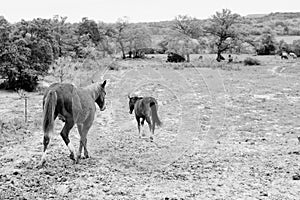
[145,116,153,141]
[77,124,84,159]
[60,118,76,162]
[135,116,142,137]
[141,117,145,126]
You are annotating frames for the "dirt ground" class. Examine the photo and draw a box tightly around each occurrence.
[0,55,300,200]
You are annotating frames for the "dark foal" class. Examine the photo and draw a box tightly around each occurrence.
[128,96,162,141]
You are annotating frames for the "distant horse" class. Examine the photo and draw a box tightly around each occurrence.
[289,52,297,59]
[128,96,162,141]
[281,52,289,59]
[39,80,107,167]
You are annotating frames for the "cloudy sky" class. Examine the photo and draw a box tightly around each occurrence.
[1,0,299,23]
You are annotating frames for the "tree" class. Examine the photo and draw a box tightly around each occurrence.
[172,15,202,62]
[0,18,57,91]
[256,32,277,55]
[163,35,201,59]
[127,25,152,58]
[112,17,130,59]
[173,15,202,38]
[291,39,300,56]
[50,15,74,57]
[278,39,290,53]
[78,18,102,46]
[205,9,242,61]
[97,22,116,57]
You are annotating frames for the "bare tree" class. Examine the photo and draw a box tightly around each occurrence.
[205,9,242,61]
[113,17,130,59]
[127,25,152,58]
[172,15,202,62]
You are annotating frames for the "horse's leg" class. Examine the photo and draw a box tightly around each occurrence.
[77,122,92,160]
[141,117,145,126]
[135,116,142,138]
[77,123,84,159]
[145,116,153,141]
[81,122,93,159]
[60,118,76,162]
[152,120,156,140]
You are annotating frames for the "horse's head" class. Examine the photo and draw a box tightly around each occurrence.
[95,80,107,111]
[128,95,141,114]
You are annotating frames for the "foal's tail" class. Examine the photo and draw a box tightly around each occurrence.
[43,90,57,135]
[150,102,162,127]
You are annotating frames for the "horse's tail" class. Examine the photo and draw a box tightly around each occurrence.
[43,90,57,135]
[150,101,162,127]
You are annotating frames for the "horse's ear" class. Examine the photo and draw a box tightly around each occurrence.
[101,80,106,88]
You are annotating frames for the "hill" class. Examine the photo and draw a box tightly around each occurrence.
[141,12,300,47]
[245,14,267,18]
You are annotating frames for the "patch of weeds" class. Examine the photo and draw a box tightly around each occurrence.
[0,118,30,148]
[244,57,261,66]
[108,62,121,71]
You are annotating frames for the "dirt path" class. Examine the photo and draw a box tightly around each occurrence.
[1,59,300,199]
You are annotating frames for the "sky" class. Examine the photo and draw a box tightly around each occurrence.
[1,0,300,23]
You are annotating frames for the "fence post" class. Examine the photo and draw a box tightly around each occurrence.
[24,95,28,123]
[17,89,28,123]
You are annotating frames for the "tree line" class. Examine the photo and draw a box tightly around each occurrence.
[1,9,300,91]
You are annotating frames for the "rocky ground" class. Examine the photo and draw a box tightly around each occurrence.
[0,56,299,199]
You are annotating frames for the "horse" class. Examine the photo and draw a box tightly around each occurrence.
[39,80,107,167]
[128,95,162,141]
[289,52,297,59]
[281,52,289,59]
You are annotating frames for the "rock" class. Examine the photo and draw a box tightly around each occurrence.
[260,191,268,196]
[55,184,70,195]
[292,174,300,180]
[13,171,20,175]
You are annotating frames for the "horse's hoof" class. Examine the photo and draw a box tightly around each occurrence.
[83,155,89,159]
[150,136,154,142]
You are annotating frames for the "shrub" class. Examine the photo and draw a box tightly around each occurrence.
[108,61,120,71]
[0,18,57,91]
[244,57,261,66]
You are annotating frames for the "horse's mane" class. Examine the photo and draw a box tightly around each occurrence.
[83,82,104,100]
[130,96,143,99]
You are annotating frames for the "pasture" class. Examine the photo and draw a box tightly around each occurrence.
[0,54,300,199]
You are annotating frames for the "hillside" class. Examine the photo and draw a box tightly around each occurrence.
[143,12,300,48]
[261,12,300,20]
[165,12,299,33]
[245,14,267,18]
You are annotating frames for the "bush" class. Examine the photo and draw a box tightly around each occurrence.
[244,57,261,66]
[0,18,57,91]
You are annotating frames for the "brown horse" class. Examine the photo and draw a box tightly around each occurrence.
[39,80,107,167]
[128,96,162,141]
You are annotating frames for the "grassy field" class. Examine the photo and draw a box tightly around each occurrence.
[0,54,300,199]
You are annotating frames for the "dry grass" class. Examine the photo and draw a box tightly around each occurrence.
[1,54,300,199]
